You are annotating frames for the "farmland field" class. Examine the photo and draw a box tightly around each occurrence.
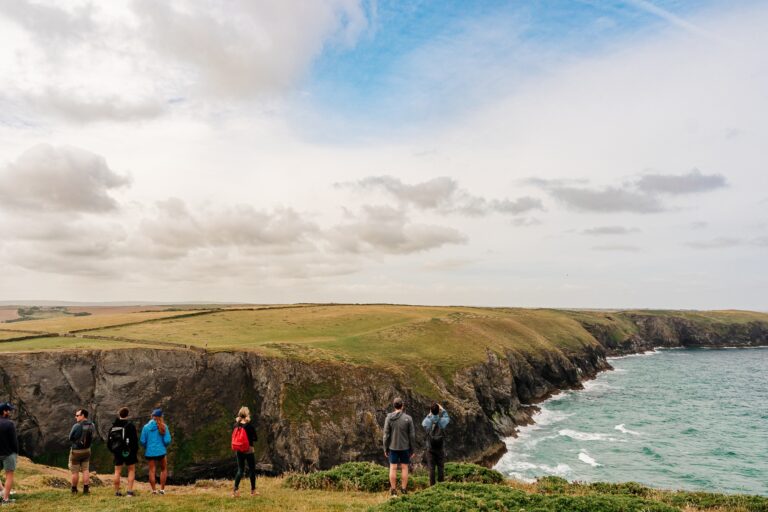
[0,336,165,352]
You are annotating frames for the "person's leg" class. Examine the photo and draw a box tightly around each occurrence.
[3,470,13,501]
[388,463,397,491]
[233,452,245,495]
[427,452,436,486]
[71,471,79,490]
[113,465,122,493]
[127,464,135,493]
[159,456,167,490]
[82,457,90,491]
[246,453,257,494]
[148,459,157,491]
[437,452,445,483]
[401,463,409,491]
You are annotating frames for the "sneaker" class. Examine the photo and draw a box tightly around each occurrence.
[115,491,123,497]
[126,491,135,498]
[250,489,260,497]
[1,499,15,505]
[400,488,408,495]
[71,487,78,495]
[158,489,165,495]
[151,490,158,495]
[389,488,397,497]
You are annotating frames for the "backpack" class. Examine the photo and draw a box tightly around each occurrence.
[77,422,94,449]
[427,422,444,452]
[231,424,250,453]
[108,422,131,455]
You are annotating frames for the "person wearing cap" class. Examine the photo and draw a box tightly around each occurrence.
[0,403,18,505]
[382,397,416,496]
[140,408,171,495]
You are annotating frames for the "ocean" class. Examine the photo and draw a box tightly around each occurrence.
[494,347,768,495]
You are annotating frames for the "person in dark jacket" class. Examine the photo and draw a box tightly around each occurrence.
[422,402,450,486]
[383,397,416,496]
[0,402,18,505]
[69,408,95,495]
[111,407,139,497]
[231,406,258,497]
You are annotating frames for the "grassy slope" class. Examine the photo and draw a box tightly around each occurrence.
[0,337,165,352]
[6,458,765,512]
[0,311,210,334]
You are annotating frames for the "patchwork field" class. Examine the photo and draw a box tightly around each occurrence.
[0,336,165,352]
[0,310,213,334]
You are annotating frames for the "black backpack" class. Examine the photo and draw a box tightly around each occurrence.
[108,421,131,454]
[76,422,94,449]
[427,422,444,452]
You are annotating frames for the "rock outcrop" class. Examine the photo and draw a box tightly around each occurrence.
[1,312,766,479]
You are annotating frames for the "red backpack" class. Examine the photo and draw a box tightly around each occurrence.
[231,425,250,453]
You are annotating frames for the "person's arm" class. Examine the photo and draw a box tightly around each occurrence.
[163,426,172,446]
[383,415,391,454]
[128,424,139,454]
[10,422,18,454]
[246,423,257,445]
[408,416,416,452]
[139,425,147,448]
[421,415,432,431]
[68,423,81,443]
[438,410,450,429]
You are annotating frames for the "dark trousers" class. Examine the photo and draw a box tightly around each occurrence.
[234,451,256,491]
[426,450,445,486]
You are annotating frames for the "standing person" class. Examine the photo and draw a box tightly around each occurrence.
[69,408,95,495]
[0,403,18,505]
[422,402,450,486]
[231,406,258,497]
[140,408,171,495]
[382,397,416,496]
[109,407,139,497]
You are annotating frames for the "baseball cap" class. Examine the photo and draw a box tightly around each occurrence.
[0,402,15,413]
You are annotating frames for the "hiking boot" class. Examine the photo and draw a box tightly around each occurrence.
[71,487,78,495]
[389,488,397,497]
[400,488,408,495]
[126,491,135,498]
[82,486,89,495]
[115,491,123,497]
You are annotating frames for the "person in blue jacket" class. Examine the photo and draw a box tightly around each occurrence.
[421,402,450,486]
[140,408,171,495]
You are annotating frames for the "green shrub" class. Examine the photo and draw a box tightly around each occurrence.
[284,462,504,492]
[372,482,680,512]
[661,490,768,512]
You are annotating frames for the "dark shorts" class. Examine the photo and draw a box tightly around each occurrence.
[388,449,411,465]
[114,452,138,466]
[145,455,166,462]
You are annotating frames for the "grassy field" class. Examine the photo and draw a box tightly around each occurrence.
[4,458,765,512]
[0,337,166,353]
[0,311,213,334]
[88,305,605,383]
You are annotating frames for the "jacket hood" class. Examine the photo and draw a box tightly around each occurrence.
[390,410,404,420]
[146,419,158,431]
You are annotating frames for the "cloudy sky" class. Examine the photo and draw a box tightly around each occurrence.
[1,0,766,309]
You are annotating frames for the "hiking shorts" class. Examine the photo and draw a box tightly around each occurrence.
[114,451,138,466]
[0,453,17,472]
[388,449,411,465]
[145,454,167,462]
[69,449,91,472]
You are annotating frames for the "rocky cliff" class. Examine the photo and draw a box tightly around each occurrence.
[1,312,766,479]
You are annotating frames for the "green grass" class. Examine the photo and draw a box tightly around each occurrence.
[0,311,210,334]
[284,462,504,492]
[0,337,165,352]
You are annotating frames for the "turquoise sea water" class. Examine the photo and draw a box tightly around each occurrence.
[494,348,768,495]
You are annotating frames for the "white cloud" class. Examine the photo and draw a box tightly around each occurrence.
[0,144,131,213]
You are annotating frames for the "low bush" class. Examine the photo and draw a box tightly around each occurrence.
[373,482,680,512]
[284,462,503,492]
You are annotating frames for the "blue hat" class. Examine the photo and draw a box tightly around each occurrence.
[151,408,163,418]
[0,402,15,413]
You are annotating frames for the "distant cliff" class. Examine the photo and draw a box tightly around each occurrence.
[1,311,766,479]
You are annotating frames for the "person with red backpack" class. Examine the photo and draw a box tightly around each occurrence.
[231,406,257,497]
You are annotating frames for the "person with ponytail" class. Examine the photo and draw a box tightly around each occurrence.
[140,408,172,495]
[231,406,258,497]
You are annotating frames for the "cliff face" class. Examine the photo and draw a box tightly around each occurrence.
[0,343,607,479]
[1,313,766,479]
[582,314,768,355]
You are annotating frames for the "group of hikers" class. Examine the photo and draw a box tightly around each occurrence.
[0,397,449,503]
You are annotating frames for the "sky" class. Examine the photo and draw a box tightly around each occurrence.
[0,0,766,309]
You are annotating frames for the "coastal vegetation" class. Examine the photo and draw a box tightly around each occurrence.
[5,458,766,512]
